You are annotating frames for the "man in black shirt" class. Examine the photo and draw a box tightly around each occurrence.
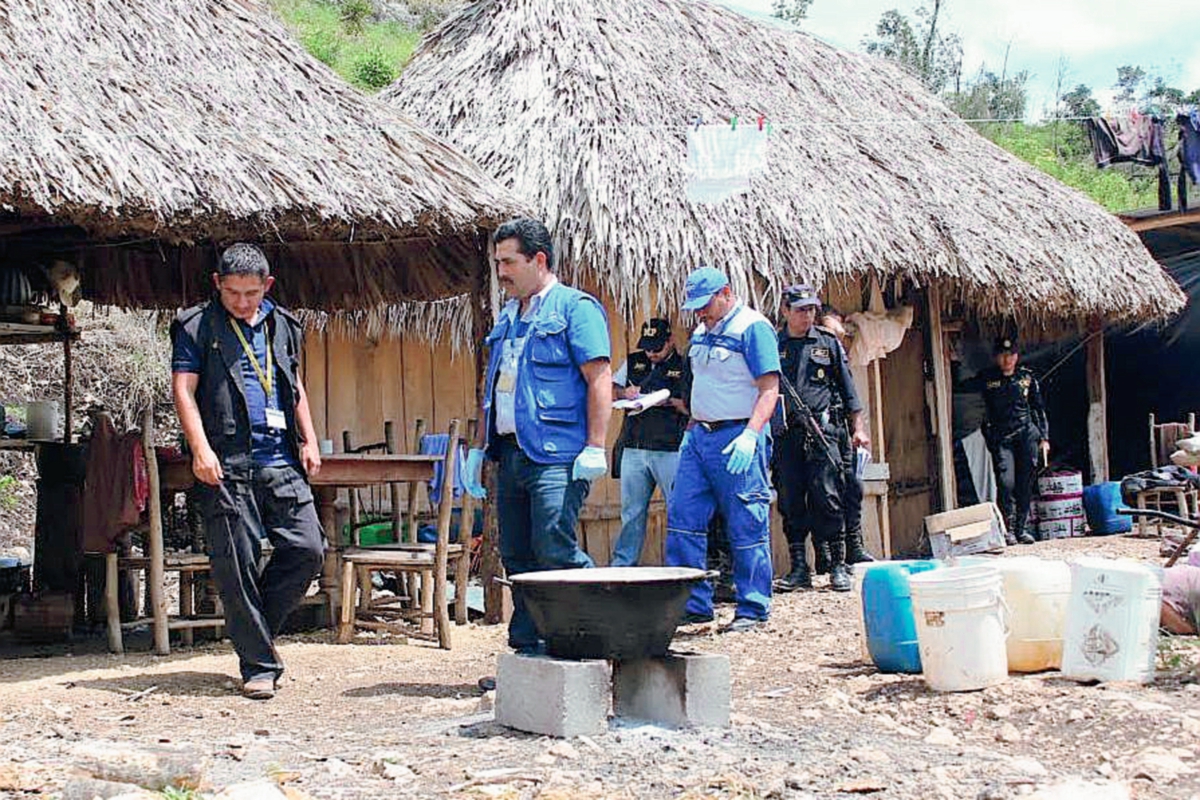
[610,319,691,566]
[772,286,868,593]
[961,337,1050,545]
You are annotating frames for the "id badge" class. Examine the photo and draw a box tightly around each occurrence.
[265,408,288,431]
[496,372,516,393]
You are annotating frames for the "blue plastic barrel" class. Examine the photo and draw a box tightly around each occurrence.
[1082,482,1132,535]
[863,560,940,673]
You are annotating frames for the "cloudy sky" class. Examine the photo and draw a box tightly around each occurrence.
[722,0,1198,118]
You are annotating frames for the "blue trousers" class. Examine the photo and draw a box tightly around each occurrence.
[666,425,773,620]
[612,447,680,567]
[496,439,594,650]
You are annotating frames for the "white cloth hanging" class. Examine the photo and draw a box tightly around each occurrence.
[685,124,769,204]
[844,306,914,367]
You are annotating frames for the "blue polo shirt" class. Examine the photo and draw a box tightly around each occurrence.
[171,299,295,467]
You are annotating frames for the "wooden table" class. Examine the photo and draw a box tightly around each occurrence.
[310,454,441,621]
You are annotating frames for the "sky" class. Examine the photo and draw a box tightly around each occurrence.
[722,0,1199,119]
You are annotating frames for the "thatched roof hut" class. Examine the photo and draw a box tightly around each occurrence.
[0,0,524,310]
[382,0,1184,326]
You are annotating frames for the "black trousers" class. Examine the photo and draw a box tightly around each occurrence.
[839,434,863,537]
[197,464,325,683]
[773,429,845,548]
[990,427,1040,539]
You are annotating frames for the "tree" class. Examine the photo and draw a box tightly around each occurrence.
[1061,84,1100,119]
[1113,65,1147,104]
[948,67,1029,121]
[771,0,813,24]
[863,1,962,94]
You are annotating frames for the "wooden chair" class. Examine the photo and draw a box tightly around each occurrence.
[336,418,470,648]
[1134,413,1200,537]
[102,408,224,655]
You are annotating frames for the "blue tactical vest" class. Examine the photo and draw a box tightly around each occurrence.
[481,284,607,465]
[687,303,772,422]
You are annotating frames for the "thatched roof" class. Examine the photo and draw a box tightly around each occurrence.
[0,0,525,308]
[383,0,1185,326]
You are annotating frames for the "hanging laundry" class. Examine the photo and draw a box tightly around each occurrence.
[685,123,769,204]
[844,305,914,367]
[1084,114,1170,210]
[1178,112,1200,185]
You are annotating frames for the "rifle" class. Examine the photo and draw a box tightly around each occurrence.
[778,370,843,472]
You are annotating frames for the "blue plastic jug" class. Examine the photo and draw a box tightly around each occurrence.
[863,560,940,673]
[1082,482,1131,535]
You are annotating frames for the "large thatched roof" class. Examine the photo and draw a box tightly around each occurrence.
[0,0,525,308]
[383,0,1185,326]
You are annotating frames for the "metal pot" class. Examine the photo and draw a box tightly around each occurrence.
[506,567,716,661]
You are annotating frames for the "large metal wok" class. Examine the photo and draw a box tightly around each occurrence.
[505,567,716,660]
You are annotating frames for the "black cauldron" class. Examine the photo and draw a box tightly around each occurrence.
[507,567,715,660]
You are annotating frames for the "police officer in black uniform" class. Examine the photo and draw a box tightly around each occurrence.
[772,285,868,593]
[610,318,691,566]
[966,337,1050,545]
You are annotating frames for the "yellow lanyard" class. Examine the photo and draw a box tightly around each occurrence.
[229,317,273,397]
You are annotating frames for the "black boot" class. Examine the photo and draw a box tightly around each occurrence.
[774,544,812,592]
[814,540,831,575]
[845,528,875,565]
[828,539,851,592]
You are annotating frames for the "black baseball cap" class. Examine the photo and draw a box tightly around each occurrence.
[638,318,672,351]
[783,283,821,309]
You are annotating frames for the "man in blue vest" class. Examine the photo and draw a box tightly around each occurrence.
[171,243,325,700]
[462,218,612,654]
[665,267,780,632]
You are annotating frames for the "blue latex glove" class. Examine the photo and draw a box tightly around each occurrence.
[572,445,608,482]
[721,427,759,475]
[463,448,487,499]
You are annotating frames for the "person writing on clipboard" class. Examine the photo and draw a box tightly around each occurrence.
[609,318,691,566]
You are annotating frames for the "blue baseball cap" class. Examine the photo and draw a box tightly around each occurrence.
[682,267,730,310]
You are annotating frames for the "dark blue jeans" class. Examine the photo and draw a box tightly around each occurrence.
[496,439,594,650]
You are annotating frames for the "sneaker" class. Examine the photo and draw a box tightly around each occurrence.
[241,677,276,700]
[1017,533,1036,545]
[681,611,715,625]
[726,617,765,633]
[477,676,496,692]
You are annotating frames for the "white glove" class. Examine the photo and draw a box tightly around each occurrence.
[463,448,487,499]
[721,427,759,475]
[572,445,608,482]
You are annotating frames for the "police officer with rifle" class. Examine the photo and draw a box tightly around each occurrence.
[772,285,868,593]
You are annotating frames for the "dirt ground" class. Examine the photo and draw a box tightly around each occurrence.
[2,535,1199,799]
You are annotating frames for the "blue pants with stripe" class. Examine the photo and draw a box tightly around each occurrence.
[666,425,773,620]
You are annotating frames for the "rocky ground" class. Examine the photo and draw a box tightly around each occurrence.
[1,535,1198,799]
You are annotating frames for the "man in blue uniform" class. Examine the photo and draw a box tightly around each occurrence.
[171,244,325,700]
[965,337,1050,544]
[610,318,691,566]
[772,286,868,593]
[462,218,612,653]
[665,267,780,633]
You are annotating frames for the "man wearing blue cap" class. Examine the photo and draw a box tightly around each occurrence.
[665,267,780,632]
[461,218,612,654]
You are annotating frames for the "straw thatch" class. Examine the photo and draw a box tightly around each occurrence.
[0,0,525,309]
[383,0,1185,326]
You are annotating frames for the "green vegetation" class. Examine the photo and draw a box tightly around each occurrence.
[0,476,19,511]
[271,0,422,91]
[160,788,200,800]
[979,122,1162,212]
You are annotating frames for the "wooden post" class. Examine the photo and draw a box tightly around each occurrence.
[104,551,122,655]
[432,419,461,648]
[927,285,957,512]
[1086,318,1109,484]
[142,407,169,656]
[471,252,506,626]
[385,420,402,541]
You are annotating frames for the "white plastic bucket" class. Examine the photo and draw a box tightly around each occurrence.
[993,558,1071,672]
[26,401,61,440]
[1061,557,1162,684]
[909,565,1008,692]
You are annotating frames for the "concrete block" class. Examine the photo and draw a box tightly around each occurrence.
[613,651,730,728]
[494,654,611,737]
